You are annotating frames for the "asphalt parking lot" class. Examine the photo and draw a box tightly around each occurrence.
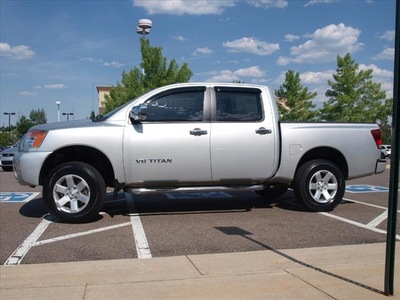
[0,163,399,265]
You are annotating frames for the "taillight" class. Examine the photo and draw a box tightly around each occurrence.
[371,129,382,148]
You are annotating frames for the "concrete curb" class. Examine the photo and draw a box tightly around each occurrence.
[1,243,399,299]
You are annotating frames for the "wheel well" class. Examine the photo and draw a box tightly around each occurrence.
[296,147,349,179]
[39,146,115,187]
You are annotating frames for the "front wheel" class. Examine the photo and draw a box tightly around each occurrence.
[294,159,345,212]
[43,162,106,223]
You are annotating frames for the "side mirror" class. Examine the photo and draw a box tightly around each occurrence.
[130,104,148,121]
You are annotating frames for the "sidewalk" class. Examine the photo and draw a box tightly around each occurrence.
[1,242,399,299]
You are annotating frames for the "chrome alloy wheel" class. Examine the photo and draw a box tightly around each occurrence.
[53,174,91,213]
[308,169,338,204]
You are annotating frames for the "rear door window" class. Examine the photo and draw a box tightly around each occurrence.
[215,87,263,122]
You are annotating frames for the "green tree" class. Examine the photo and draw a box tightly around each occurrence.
[104,39,193,113]
[320,53,391,124]
[0,130,11,147]
[16,108,47,137]
[275,70,318,121]
[29,108,47,125]
[16,115,33,137]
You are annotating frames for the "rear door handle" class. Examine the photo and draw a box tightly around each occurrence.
[256,127,272,135]
[190,128,208,136]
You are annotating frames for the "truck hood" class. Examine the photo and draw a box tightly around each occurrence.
[30,119,99,132]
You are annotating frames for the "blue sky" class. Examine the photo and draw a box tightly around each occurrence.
[0,0,396,124]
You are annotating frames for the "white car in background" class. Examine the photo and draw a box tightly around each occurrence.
[381,144,391,158]
[0,141,20,171]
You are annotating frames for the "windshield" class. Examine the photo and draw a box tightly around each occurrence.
[92,99,136,122]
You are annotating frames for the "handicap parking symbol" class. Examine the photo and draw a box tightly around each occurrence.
[0,192,40,202]
[345,185,389,193]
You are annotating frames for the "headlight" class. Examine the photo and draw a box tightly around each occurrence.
[21,130,48,151]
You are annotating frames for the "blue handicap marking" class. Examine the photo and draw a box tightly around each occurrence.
[345,185,389,193]
[0,192,40,202]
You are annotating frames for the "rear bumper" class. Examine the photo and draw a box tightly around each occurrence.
[375,159,386,174]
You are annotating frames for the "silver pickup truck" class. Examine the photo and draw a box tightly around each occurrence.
[14,83,386,222]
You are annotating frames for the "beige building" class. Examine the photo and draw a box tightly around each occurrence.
[96,85,112,115]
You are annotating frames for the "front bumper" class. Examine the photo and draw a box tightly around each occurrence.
[13,151,51,186]
[375,159,386,174]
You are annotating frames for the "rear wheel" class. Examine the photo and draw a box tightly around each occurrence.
[294,159,345,212]
[43,162,106,223]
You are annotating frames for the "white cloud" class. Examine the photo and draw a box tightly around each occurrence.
[173,35,186,41]
[372,48,394,60]
[305,0,338,7]
[277,56,291,66]
[103,61,125,68]
[234,66,265,78]
[206,66,265,82]
[300,70,334,84]
[223,37,279,55]
[80,56,97,62]
[379,30,395,41]
[360,64,393,98]
[44,84,67,89]
[80,56,124,68]
[192,47,213,56]
[283,23,363,64]
[19,91,36,97]
[359,64,393,79]
[132,0,235,15]
[284,34,300,42]
[247,0,288,9]
[0,43,35,60]
[207,70,238,82]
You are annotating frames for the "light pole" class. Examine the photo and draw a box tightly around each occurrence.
[137,19,152,74]
[56,101,61,122]
[137,19,152,38]
[62,112,74,121]
[3,112,16,145]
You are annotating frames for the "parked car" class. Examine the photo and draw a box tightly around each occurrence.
[0,141,20,171]
[381,144,391,158]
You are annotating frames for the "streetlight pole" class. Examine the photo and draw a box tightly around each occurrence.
[62,112,74,121]
[137,19,152,74]
[56,101,61,122]
[3,112,16,145]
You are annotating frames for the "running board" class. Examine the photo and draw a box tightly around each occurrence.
[125,185,265,194]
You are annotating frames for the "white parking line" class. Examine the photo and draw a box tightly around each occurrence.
[320,198,400,240]
[4,217,53,265]
[34,222,132,246]
[366,210,388,228]
[4,193,152,264]
[126,193,152,259]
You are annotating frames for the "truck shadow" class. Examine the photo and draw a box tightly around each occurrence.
[103,190,306,218]
[19,197,48,218]
[18,190,307,221]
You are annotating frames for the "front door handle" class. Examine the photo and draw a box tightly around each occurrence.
[190,128,208,136]
[256,127,272,135]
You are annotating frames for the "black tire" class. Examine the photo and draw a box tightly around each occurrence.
[294,159,345,212]
[43,162,106,223]
[256,184,288,199]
